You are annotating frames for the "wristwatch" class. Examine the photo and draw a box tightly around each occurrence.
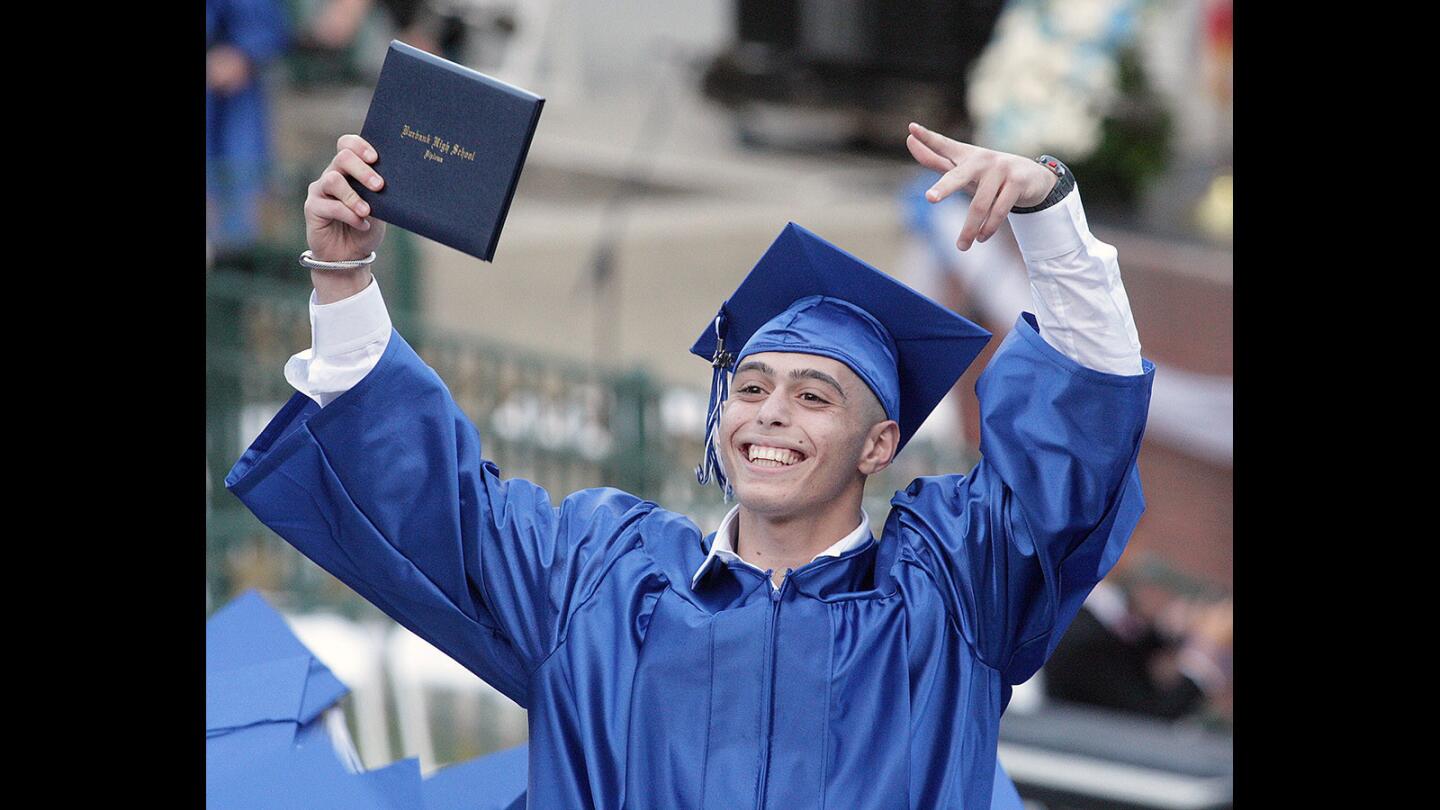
[1010,155,1075,213]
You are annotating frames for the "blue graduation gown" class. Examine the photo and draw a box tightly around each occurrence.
[226,313,1153,808]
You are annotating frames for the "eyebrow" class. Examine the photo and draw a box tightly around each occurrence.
[734,360,848,401]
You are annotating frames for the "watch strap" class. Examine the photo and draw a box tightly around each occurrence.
[1011,155,1075,213]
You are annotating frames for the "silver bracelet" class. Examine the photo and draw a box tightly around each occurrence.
[298,250,377,271]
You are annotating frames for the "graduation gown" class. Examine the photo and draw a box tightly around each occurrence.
[226,312,1154,809]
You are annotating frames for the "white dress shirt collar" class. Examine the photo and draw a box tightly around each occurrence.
[690,504,873,589]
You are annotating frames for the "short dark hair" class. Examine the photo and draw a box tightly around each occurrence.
[858,383,889,431]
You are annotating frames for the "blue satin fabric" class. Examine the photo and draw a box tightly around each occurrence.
[227,313,1153,808]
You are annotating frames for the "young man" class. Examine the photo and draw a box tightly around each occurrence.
[226,123,1152,808]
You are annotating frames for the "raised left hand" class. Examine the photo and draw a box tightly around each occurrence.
[905,122,1058,251]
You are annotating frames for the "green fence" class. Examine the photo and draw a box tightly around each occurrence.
[205,267,976,618]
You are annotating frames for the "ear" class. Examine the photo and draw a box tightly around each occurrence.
[857,419,900,476]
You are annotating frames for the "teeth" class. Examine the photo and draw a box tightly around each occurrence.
[747,445,800,465]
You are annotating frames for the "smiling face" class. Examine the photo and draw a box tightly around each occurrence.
[719,351,899,518]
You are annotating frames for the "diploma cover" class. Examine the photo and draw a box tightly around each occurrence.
[350,40,544,262]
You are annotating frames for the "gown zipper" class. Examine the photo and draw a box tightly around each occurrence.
[754,567,792,810]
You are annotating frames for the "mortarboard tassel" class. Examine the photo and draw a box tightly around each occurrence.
[695,312,735,499]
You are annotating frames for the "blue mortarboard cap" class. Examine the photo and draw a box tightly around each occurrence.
[992,758,1024,810]
[206,654,313,736]
[422,743,530,810]
[207,590,356,792]
[206,589,349,724]
[690,222,991,494]
[208,731,420,810]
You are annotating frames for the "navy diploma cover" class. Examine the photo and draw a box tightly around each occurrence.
[350,40,545,262]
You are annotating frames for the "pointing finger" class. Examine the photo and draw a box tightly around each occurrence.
[926,163,977,204]
[906,133,954,174]
[907,123,971,163]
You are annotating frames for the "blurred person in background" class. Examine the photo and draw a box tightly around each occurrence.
[1042,555,1232,721]
[206,0,290,266]
[226,123,1152,807]
[306,0,467,60]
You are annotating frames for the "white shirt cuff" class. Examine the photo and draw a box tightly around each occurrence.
[284,277,394,407]
[1008,185,1092,262]
[1007,186,1145,376]
[310,276,392,356]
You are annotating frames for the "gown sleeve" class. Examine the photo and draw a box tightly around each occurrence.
[894,312,1154,685]
[224,330,653,707]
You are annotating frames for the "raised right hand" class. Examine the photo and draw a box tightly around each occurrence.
[305,134,387,262]
[904,123,1058,251]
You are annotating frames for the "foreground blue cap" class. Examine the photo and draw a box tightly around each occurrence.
[206,589,349,725]
[690,222,991,494]
[422,743,530,810]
